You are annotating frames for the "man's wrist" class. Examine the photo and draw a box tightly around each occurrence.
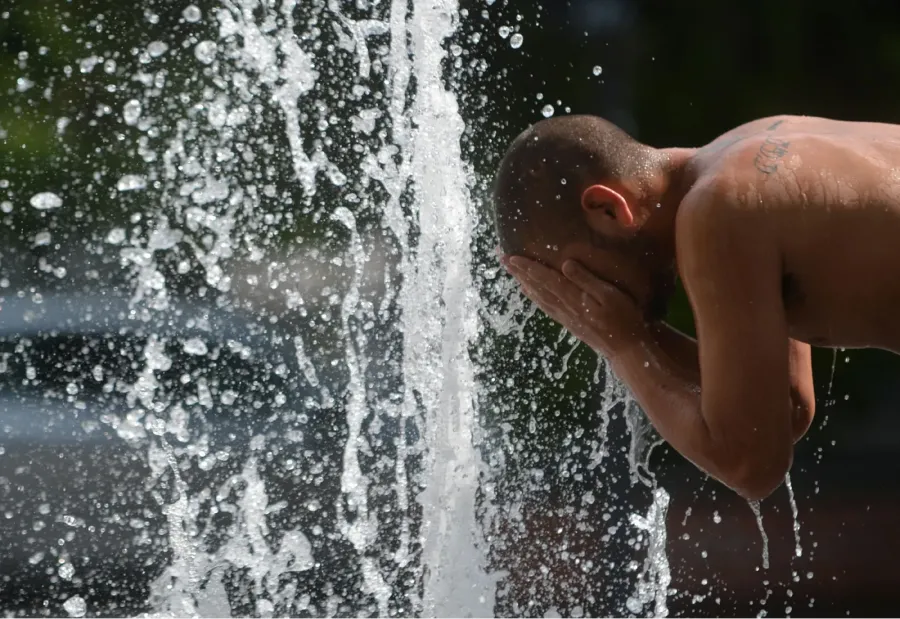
[605,323,653,366]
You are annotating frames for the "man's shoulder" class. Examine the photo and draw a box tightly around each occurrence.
[676,175,753,228]
[675,175,779,274]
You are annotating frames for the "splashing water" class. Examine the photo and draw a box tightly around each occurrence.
[749,501,771,570]
[627,488,672,618]
[785,473,803,558]
[1,0,686,616]
[624,398,672,617]
[2,0,493,615]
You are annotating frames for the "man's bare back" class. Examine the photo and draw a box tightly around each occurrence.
[690,115,900,352]
[492,113,900,500]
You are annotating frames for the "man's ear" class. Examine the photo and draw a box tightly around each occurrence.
[581,184,637,231]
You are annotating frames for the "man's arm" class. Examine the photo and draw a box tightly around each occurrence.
[608,189,797,500]
[648,322,815,443]
[503,196,811,500]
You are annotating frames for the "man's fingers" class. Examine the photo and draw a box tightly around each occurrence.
[508,256,565,288]
[507,257,582,302]
[561,260,627,301]
[520,280,562,311]
[508,257,589,309]
[505,257,608,327]
[520,283,567,323]
[558,290,602,322]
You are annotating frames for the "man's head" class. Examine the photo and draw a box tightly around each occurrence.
[492,115,681,321]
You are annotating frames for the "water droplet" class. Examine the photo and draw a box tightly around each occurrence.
[63,595,86,618]
[509,33,523,49]
[147,41,168,58]
[541,104,555,118]
[116,174,147,192]
[713,510,721,523]
[59,562,75,580]
[16,77,34,92]
[33,231,51,247]
[30,192,62,210]
[182,338,209,356]
[78,56,100,74]
[498,25,510,39]
[123,99,142,125]
[182,5,202,22]
[194,41,217,65]
[106,228,126,244]
[593,65,603,76]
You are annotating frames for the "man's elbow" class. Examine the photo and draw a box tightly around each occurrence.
[791,392,815,444]
[721,447,793,502]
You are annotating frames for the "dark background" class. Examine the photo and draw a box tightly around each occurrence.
[4,0,900,616]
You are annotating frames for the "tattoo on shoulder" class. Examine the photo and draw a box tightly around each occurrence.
[754,136,790,174]
[753,119,790,173]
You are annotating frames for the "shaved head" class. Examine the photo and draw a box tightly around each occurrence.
[491,115,658,256]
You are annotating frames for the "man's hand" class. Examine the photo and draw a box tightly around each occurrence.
[502,255,648,359]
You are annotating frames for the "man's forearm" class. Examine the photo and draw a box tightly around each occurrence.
[608,330,789,499]
[646,322,700,380]
[646,321,812,442]
[609,332,727,482]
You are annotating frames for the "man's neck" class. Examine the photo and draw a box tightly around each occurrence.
[639,147,697,262]
[656,147,700,210]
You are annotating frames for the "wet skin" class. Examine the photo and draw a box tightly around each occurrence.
[501,115,900,500]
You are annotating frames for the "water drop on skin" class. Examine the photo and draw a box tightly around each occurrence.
[509,33,523,49]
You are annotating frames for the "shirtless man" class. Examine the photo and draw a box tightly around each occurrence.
[492,114,900,500]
